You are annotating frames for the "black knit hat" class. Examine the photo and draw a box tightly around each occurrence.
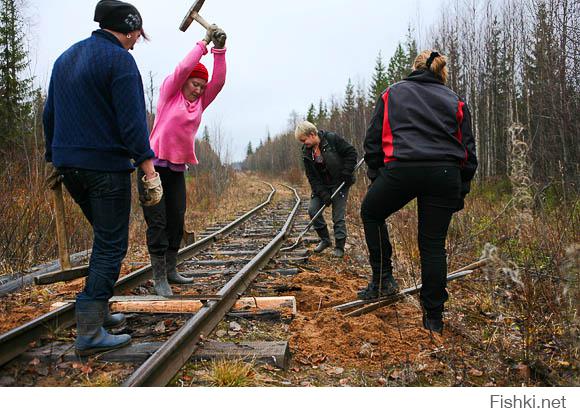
[94,0,143,34]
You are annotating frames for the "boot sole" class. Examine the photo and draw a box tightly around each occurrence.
[75,338,131,357]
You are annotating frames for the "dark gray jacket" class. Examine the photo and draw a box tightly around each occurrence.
[302,130,358,198]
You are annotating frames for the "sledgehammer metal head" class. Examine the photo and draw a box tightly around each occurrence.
[180,0,210,31]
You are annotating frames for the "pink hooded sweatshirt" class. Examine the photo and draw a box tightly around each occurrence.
[150,42,226,165]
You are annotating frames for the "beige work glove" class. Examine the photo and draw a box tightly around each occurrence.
[211,27,227,49]
[44,162,63,190]
[140,172,163,206]
[203,24,218,45]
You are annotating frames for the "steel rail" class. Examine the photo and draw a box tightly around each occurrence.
[123,185,301,387]
[0,183,276,369]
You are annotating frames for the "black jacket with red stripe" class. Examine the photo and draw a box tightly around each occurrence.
[364,70,477,183]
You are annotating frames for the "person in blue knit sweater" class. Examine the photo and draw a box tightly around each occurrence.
[43,0,163,356]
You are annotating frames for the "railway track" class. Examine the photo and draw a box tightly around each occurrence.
[0,182,317,386]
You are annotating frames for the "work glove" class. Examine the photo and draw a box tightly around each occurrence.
[140,172,164,207]
[320,191,332,207]
[211,27,227,49]
[203,24,218,45]
[44,162,63,190]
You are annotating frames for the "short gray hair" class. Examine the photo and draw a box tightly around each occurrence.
[295,121,318,140]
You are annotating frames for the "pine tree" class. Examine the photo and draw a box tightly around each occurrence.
[343,78,355,114]
[316,99,328,125]
[386,43,408,85]
[0,0,33,146]
[368,51,388,104]
[306,103,316,123]
[246,141,253,157]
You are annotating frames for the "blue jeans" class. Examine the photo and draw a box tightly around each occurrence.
[60,169,131,301]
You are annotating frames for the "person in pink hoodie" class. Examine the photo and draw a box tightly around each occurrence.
[138,25,227,296]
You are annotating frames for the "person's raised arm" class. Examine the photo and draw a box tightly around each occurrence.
[161,26,216,99]
[201,27,227,109]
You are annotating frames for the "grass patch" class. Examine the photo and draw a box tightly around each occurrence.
[204,359,256,387]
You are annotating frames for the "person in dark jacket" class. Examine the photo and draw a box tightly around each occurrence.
[295,121,358,257]
[359,50,478,334]
[43,0,163,356]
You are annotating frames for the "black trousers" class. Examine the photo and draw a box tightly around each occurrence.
[138,167,186,256]
[360,165,461,316]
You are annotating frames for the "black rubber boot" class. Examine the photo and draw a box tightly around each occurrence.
[422,314,444,334]
[166,249,193,284]
[377,273,399,296]
[421,303,444,334]
[332,238,346,258]
[357,272,399,300]
[314,227,332,253]
[151,254,172,296]
[75,300,131,357]
[357,282,379,300]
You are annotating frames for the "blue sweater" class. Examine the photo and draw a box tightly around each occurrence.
[43,30,154,171]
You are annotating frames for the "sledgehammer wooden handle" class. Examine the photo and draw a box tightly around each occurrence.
[192,13,211,30]
[53,183,71,271]
[180,11,210,31]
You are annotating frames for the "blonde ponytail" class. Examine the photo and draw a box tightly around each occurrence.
[413,50,449,84]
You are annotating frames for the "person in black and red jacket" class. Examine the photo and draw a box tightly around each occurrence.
[359,50,478,334]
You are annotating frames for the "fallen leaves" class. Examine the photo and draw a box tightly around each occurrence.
[468,368,484,377]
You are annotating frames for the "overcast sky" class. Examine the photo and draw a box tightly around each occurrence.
[26,0,446,162]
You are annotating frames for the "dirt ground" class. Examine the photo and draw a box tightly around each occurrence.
[276,253,481,386]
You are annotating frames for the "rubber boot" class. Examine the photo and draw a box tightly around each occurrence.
[377,273,399,296]
[166,249,193,284]
[151,254,172,296]
[314,227,332,253]
[422,314,444,334]
[357,282,379,300]
[103,304,126,329]
[357,272,399,300]
[75,299,131,357]
[332,238,346,258]
[421,302,444,334]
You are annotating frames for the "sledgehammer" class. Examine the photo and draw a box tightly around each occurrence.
[180,0,211,31]
[281,158,365,252]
